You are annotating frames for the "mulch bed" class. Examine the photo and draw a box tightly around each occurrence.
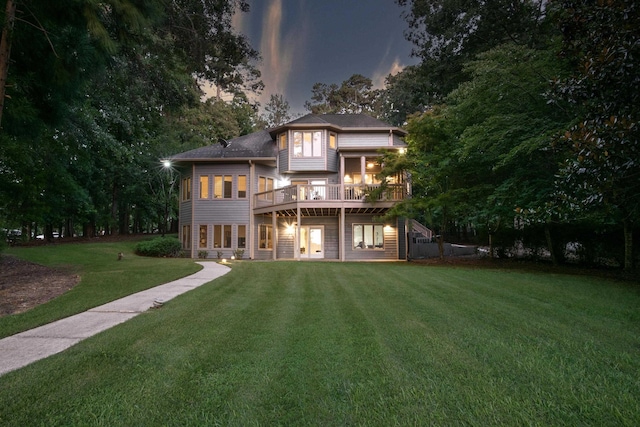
[0,255,79,317]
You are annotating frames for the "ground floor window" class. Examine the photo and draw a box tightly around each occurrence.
[259,224,273,249]
[199,225,208,249]
[353,224,384,249]
[237,225,246,248]
[212,224,233,248]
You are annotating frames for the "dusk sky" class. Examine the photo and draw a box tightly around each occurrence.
[231,0,418,115]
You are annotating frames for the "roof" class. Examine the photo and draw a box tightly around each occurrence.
[169,130,276,161]
[270,113,407,136]
[169,114,406,162]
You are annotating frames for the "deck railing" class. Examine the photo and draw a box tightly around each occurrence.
[254,184,405,208]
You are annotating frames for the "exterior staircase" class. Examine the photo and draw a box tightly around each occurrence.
[409,219,433,241]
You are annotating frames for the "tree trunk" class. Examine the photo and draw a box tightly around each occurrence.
[623,218,633,271]
[110,183,119,235]
[488,233,494,259]
[0,0,16,127]
[545,224,558,266]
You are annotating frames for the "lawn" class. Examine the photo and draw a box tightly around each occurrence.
[1,255,639,425]
[0,239,201,338]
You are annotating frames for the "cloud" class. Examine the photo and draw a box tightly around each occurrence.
[371,57,406,90]
[257,0,310,108]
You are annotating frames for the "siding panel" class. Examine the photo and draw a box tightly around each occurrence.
[339,133,390,148]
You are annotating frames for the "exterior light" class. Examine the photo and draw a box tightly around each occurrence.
[231,255,235,260]
[221,258,227,263]
[398,148,406,155]
[367,162,374,169]
[285,222,296,235]
[162,160,171,168]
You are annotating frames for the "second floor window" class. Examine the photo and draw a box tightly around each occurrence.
[293,131,322,158]
[181,177,191,201]
[214,175,233,199]
[199,176,209,199]
[238,175,247,198]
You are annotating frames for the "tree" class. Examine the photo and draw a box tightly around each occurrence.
[396,0,549,100]
[262,94,291,127]
[376,106,462,258]
[379,65,431,126]
[0,0,262,238]
[447,42,573,261]
[162,0,263,97]
[552,0,639,270]
[304,74,383,116]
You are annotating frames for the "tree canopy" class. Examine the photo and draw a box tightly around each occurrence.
[0,0,263,239]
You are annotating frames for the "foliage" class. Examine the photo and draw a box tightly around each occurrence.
[262,93,291,127]
[304,74,384,117]
[396,0,550,100]
[134,236,183,258]
[551,0,639,269]
[162,0,263,96]
[0,0,262,238]
[384,0,638,268]
[379,65,432,126]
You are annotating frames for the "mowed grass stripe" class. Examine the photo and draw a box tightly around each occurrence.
[0,262,638,426]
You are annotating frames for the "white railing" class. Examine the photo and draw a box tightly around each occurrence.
[254,184,405,208]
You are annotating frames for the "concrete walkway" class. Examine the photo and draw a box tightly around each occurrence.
[0,261,230,377]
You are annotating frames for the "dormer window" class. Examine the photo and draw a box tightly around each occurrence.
[293,131,322,157]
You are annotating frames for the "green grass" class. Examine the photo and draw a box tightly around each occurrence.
[1,260,639,425]
[0,239,201,338]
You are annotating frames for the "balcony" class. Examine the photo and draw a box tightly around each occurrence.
[253,184,406,216]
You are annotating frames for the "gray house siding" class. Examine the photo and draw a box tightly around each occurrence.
[339,133,390,148]
[276,218,295,259]
[278,149,289,172]
[290,157,327,171]
[188,163,252,259]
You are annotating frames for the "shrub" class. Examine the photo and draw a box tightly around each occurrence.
[135,237,182,258]
[232,249,244,259]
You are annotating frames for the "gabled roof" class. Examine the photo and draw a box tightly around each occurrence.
[269,113,408,137]
[170,130,276,162]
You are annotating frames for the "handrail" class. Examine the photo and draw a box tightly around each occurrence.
[254,184,405,208]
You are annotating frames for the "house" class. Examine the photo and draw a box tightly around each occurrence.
[168,113,411,261]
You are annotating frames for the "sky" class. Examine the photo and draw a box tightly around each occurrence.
[229,0,418,115]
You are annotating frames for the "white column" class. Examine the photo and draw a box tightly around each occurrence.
[272,211,277,260]
[340,207,346,262]
[296,206,301,261]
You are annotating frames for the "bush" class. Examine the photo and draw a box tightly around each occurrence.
[135,237,182,258]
